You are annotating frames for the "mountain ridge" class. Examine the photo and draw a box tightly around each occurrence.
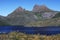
[0,4,60,26]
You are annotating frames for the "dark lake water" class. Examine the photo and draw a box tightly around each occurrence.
[0,26,60,35]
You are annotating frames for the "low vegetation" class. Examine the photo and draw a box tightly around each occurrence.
[0,31,60,40]
[0,20,10,26]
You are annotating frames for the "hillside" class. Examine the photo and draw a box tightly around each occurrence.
[53,12,60,18]
[26,17,60,27]
[0,16,10,26]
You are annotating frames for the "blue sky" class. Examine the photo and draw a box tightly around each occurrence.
[0,0,60,16]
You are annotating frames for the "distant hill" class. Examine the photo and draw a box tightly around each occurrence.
[0,16,10,26]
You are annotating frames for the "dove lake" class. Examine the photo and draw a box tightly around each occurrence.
[0,26,60,35]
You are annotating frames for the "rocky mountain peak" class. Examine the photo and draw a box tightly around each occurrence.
[15,7,25,12]
[32,4,40,12]
[32,4,52,12]
[33,4,40,8]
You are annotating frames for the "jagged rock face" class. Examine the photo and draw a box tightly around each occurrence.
[41,12,58,19]
[32,5,40,12]
[32,4,52,12]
